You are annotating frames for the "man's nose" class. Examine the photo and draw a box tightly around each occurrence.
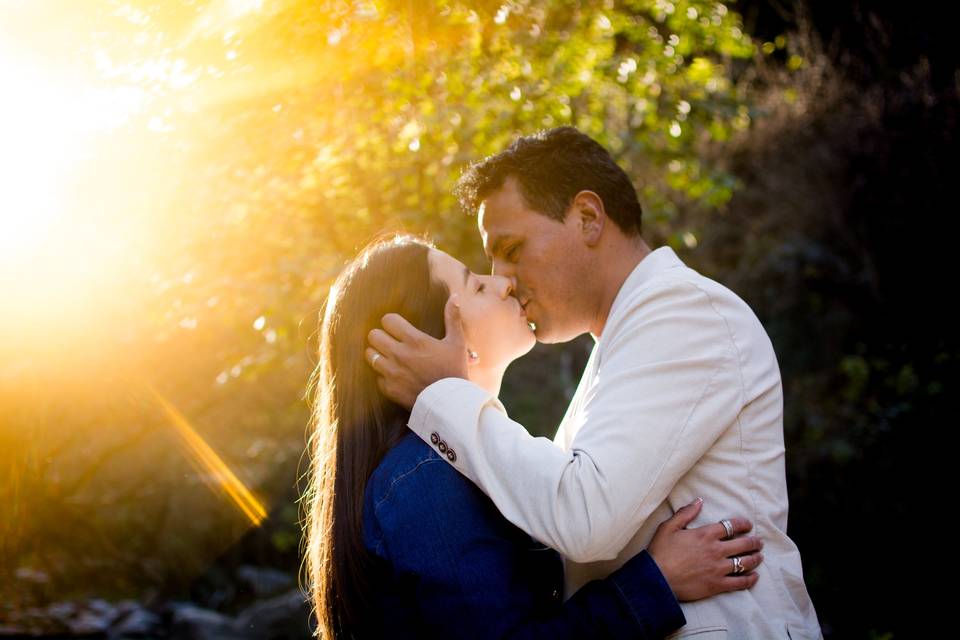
[491,259,517,281]
[490,261,517,292]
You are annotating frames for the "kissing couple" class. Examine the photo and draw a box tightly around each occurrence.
[304,127,823,639]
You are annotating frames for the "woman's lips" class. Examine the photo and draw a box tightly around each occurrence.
[515,297,527,317]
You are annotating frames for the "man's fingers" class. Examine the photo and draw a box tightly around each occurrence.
[366,347,387,372]
[368,328,400,357]
[365,347,400,377]
[381,312,421,341]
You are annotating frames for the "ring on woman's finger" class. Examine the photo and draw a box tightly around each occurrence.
[719,518,734,540]
[731,556,745,575]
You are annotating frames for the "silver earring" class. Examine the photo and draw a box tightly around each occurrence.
[467,349,479,362]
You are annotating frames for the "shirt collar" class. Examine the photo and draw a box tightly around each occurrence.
[592,245,686,341]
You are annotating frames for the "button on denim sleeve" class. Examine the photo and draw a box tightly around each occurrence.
[368,441,686,639]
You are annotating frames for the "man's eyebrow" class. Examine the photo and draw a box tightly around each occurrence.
[490,235,512,256]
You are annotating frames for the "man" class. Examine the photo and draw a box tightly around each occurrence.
[367,127,823,639]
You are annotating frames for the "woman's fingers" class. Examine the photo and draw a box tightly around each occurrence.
[720,551,764,575]
[712,551,764,594]
[665,497,704,531]
[721,534,764,557]
[717,571,760,593]
[683,512,764,596]
[741,552,764,573]
[711,516,752,541]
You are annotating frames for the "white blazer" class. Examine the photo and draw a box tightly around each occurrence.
[408,245,823,639]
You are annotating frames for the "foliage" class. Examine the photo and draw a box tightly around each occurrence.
[1,0,757,603]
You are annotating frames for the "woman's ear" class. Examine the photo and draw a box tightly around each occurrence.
[573,190,605,246]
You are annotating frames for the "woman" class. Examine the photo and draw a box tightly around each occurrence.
[303,235,764,639]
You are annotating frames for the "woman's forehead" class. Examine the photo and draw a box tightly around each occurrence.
[427,248,467,288]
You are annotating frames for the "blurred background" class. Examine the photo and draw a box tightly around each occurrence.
[1,0,954,637]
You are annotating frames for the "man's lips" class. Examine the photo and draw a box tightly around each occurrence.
[521,299,537,331]
[519,299,532,320]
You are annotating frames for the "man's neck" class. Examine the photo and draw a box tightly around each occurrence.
[588,236,652,339]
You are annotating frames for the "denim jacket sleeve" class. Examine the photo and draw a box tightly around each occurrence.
[369,454,685,639]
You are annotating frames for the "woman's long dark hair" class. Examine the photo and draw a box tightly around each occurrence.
[303,234,449,638]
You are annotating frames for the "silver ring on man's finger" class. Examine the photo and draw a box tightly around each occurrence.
[719,518,734,540]
[731,556,745,575]
[371,352,382,367]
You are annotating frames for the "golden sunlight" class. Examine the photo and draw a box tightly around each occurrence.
[0,18,156,346]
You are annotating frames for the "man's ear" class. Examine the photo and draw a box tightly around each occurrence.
[572,190,605,247]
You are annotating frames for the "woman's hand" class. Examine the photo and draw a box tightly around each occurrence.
[647,498,764,602]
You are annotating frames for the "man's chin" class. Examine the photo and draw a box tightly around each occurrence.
[532,321,586,345]
[530,323,562,345]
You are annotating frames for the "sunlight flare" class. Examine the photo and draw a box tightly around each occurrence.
[147,384,268,527]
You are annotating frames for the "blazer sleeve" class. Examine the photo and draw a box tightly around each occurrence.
[407,280,744,563]
[372,457,685,640]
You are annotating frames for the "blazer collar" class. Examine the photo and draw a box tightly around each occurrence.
[593,245,686,341]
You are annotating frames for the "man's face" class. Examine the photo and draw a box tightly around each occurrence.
[478,176,591,344]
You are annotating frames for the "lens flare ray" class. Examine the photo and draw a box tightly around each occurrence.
[146,384,267,526]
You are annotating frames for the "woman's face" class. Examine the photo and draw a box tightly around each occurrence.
[428,248,536,371]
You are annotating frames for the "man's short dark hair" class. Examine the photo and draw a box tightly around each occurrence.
[454,126,643,236]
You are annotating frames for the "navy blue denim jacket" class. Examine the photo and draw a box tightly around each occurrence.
[357,431,686,639]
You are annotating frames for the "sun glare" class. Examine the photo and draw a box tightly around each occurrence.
[0,29,156,347]
[0,55,69,261]
[0,47,144,259]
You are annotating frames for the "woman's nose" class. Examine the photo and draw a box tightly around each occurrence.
[480,274,513,298]
[493,275,514,298]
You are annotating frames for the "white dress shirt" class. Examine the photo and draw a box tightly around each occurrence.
[408,245,823,639]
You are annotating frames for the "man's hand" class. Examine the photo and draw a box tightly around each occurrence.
[366,293,469,410]
[647,498,764,602]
